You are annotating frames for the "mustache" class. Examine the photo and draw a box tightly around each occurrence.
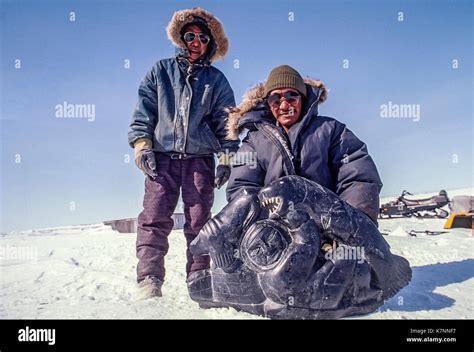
[278,109,295,116]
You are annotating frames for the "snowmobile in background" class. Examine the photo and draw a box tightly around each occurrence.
[379,190,450,219]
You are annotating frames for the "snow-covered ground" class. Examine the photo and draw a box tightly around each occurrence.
[1,188,472,319]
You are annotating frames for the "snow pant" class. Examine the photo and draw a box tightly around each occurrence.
[136,153,214,283]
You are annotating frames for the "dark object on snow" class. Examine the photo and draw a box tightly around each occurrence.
[408,230,448,237]
[188,175,412,319]
[379,190,449,219]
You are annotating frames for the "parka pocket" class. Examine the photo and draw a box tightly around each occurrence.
[202,122,221,151]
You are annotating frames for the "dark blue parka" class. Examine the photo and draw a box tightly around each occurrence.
[226,79,383,223]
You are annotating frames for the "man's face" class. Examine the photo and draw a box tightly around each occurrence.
[182,24,209,63]
[267,88,302,132]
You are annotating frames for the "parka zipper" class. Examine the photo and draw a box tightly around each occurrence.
[289,89,323,168]
[182,65,193,153]
[258,123,296,176]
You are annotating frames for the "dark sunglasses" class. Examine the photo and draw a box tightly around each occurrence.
[267,91,301,108]
[182,32,210,45]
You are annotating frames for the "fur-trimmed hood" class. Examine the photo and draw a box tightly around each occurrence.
[166,7,229,63]
[226,79,328,140]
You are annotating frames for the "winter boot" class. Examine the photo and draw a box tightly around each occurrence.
[138,275,163,299]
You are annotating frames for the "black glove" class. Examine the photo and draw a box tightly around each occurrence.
[214,164,231,189]
[138,150,158,179]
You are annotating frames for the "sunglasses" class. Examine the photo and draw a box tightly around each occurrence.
[182,32,210,45]
[267,91,301,108]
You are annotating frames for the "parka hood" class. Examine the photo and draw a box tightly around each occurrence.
[166,7,229,63]
[226,79,328,140]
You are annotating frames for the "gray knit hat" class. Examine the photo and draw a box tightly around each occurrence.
[264,65,307,97]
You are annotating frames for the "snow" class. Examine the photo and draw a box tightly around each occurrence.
[1,189,472,319]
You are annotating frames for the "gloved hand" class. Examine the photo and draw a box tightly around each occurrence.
[139,150,158,179]
[214,152,234,189]
[214,164,231,189]
[134,138,158,179]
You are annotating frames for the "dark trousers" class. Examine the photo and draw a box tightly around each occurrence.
[136,153,214,283]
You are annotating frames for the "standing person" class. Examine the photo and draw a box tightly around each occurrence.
[226,65,383,224]
[128,8,238,298]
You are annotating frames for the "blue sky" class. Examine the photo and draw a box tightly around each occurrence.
[1,0,472,232]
